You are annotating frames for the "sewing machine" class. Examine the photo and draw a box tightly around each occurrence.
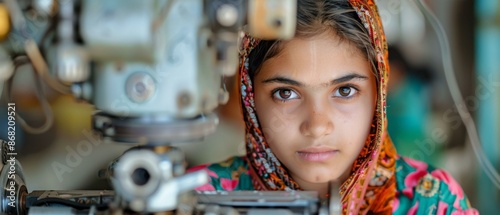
[0,0,345,214]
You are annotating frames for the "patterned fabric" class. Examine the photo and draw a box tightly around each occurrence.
[191,156,478,215]
[189,0,478,214]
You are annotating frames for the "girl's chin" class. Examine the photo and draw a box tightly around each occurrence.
[293,170,344,183]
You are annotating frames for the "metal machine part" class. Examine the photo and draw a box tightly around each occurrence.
[195,191,321,215]
[0,140,28,215]
[80,0,166,63]
[85,0,228,146]
[14,189,331,215]
[54,0,89,83]
[92,112,219,144]
[108,147,208,212]
[24,190,113,215]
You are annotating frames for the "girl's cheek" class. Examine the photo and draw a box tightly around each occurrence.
[334,93,374,114]
[329,101,358,117]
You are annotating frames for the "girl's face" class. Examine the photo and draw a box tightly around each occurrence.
[254,34,377,188]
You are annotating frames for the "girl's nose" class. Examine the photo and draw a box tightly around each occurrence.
[299,104,333,138]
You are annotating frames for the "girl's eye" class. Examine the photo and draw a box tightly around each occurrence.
[273,89,299,101]
[334,86,358,98]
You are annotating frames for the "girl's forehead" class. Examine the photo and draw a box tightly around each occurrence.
[256,36,373,85]
[281,34,363,59]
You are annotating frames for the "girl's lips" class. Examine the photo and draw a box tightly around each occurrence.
[297,146,339,162]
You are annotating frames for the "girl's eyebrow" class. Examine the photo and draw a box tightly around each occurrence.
[261,73,369,87]
[329,73,369,85]
[262,77,303,86]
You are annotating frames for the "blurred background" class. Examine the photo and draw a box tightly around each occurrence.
[0,0,499,213]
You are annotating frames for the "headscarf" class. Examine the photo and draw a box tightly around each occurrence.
[238,0,397,214]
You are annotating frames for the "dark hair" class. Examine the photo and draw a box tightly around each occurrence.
[248,0,376,80]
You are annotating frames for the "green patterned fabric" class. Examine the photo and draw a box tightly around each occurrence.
[189,156,477,214]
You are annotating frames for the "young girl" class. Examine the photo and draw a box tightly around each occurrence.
[190,0,478,214]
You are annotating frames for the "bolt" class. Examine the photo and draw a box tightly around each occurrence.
[177,91,192,108]
[216,4,238,27]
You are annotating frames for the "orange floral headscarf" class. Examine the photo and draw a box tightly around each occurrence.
[238,0,397,214]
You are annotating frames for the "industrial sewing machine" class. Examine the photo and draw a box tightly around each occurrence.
[0,0,343,214]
